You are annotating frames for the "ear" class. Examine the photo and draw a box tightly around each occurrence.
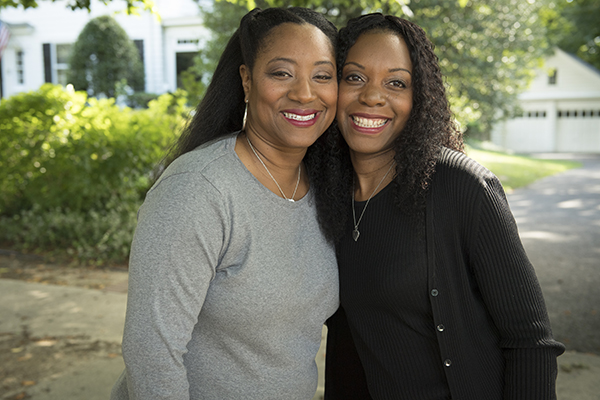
[239,64,251,101]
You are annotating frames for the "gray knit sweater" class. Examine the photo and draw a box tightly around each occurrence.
[111,134,339,400]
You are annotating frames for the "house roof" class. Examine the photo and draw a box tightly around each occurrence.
[563,48,600,78]
[519,47,600,101]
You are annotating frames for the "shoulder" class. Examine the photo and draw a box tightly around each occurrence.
[432,147,502,193]
[152,134,240,193]
[163,134,237,179]
[430,147,506,211]
[435,147,495,183]
[138,135,240,215]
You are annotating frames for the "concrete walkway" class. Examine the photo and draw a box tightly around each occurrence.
[1,279,598,400]
[0,279,127,400]
[507,154,600,355]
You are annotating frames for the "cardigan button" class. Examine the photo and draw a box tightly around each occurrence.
[431,289,439,297]
[444,359,452,367]
[437,324,445,332]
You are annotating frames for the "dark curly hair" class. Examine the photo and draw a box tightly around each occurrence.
[314,13,464,243]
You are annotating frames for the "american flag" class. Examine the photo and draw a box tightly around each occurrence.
[0,20,10,60]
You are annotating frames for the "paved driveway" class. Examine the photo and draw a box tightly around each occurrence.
[507,154,600,354]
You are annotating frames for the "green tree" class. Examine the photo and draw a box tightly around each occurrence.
[177,0,249,103]
[412,0,552,138]
[199,0,553,138]
[543,0,600,70]
[0,0,156,14]
[68,15,144,98]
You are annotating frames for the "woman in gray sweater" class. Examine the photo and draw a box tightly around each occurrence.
[111,7,339,399]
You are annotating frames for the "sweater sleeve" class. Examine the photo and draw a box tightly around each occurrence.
[120,172,228,400]
[470,174,565,400]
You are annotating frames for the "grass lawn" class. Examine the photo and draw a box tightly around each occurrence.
[464,143,582,192]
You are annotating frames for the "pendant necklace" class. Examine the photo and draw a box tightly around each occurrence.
[352,162,395,241]
[246,135,301,202]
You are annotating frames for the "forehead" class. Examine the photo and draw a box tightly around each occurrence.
[346,30,412,69]
[257,22,335,62]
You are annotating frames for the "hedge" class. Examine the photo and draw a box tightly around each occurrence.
[0,84,191,264]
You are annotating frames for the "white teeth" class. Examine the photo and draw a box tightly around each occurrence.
[352,116,388,128]
[283,112,316,121]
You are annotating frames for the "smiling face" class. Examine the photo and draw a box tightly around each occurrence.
[337,30,413,159]
[240,22,337,150]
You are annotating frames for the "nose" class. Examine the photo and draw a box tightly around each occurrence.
[358,83,385,107]
[288,78,317,103]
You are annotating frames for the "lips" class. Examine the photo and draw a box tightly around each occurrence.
[282,109,321,127]
[352,115,388,128]
[349,113,390,133]
[282,111,317,122]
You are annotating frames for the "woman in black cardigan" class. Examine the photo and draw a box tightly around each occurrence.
[317,13,565,400]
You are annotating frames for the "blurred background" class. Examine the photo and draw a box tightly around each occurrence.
[0,0,599,399]
[0,0,598,264]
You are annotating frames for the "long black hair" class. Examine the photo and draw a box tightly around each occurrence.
[167,7,337,163]
[314,13,464,242]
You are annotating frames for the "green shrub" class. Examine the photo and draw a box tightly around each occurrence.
[0,198,137,265]
[127,91,160,109]
[68,15,144,97]
[0,84,191,263]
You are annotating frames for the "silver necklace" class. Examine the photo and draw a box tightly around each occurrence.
[352,162,395,241]
[246,135,301,202]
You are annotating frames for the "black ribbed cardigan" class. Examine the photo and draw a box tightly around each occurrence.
[325,147,565,400]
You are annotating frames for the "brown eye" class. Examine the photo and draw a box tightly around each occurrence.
[270,71,292,78]
[315,74,333,81]
[344,73,363,83]
[389,79,407,89]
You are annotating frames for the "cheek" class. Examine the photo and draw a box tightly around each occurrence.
[321,85,338,110]
[336,90,354,119]
[390,94,413,119]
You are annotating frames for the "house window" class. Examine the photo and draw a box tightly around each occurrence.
[55,44,71,85]
[525,111,546,118]
[176,52,197,89]
[134,39,144,66]
[16,50,24,84]
[133,39,145,91]
[177,39,199,45]
[42,43,72,85]
[548,68,557,85]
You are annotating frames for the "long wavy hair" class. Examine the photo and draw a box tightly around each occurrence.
[314,13,464,242]
[165,7,337,164]
[160,7,339,239]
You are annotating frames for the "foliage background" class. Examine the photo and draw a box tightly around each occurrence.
[191,0,599,138]
[68,15,145,98]
[0,84,190,264]
[1,0,597,264]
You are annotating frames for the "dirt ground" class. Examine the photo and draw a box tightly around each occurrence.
[0,251,128,290]
[0,252,128,400]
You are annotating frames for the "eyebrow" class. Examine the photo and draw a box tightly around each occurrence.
[268,57,335,68]
[343,61,412,75]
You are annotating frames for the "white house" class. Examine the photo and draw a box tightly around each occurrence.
[0,0,210,98]
[491,48,600,153]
